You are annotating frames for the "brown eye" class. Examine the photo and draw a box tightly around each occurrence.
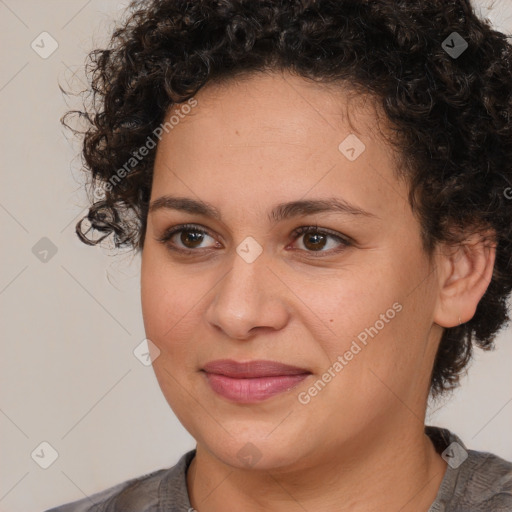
[156,224,219,253]
[302,232,328,251]
[291,226,352,255]
[179,229,205,248]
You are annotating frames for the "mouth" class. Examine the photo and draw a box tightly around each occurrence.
[201,359,312,403]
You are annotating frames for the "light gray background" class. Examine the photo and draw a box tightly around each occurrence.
[1,1,511,510]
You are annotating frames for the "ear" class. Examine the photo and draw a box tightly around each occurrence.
[433,230,496,328]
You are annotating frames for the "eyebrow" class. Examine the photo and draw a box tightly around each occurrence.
[148,195,377,223]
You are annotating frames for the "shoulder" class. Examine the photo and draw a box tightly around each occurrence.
[426,426,512,512]
[44,450,195,512]
[457,448,512,511]
[43,469,164,512]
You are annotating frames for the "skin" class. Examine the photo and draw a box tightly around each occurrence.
[140,70,495,512]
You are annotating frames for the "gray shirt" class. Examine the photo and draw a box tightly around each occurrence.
[45,426,512,512]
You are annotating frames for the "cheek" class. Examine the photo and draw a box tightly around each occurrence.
[141,252,193,348]
[140,250,218,373]
[141,260,168,340]
[296,261,425,391]
[140,254,204,411]
[290,265,402,349]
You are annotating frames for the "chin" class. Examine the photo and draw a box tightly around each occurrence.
[193,425,315,472]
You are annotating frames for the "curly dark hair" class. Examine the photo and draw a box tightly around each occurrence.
[63,0,512,397]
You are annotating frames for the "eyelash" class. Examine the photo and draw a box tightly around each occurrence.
[156,223,352,257]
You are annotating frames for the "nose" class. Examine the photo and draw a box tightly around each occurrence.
[204,249,290,340]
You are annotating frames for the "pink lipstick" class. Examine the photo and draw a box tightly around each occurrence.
[201,359,311,403]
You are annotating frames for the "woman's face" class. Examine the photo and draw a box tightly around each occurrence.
[141,71,444,470]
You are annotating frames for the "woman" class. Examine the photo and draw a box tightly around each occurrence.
[50,0,512,510]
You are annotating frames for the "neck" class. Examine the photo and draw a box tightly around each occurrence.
[186,420,447,512]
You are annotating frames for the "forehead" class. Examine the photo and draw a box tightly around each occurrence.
[151,70,408,221]
[177,70,387,142]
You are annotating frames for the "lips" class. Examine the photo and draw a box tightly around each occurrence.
[201,359,311,403]
[202,359,310,378]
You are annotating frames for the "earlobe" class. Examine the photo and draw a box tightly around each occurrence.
[433,231,496,328]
